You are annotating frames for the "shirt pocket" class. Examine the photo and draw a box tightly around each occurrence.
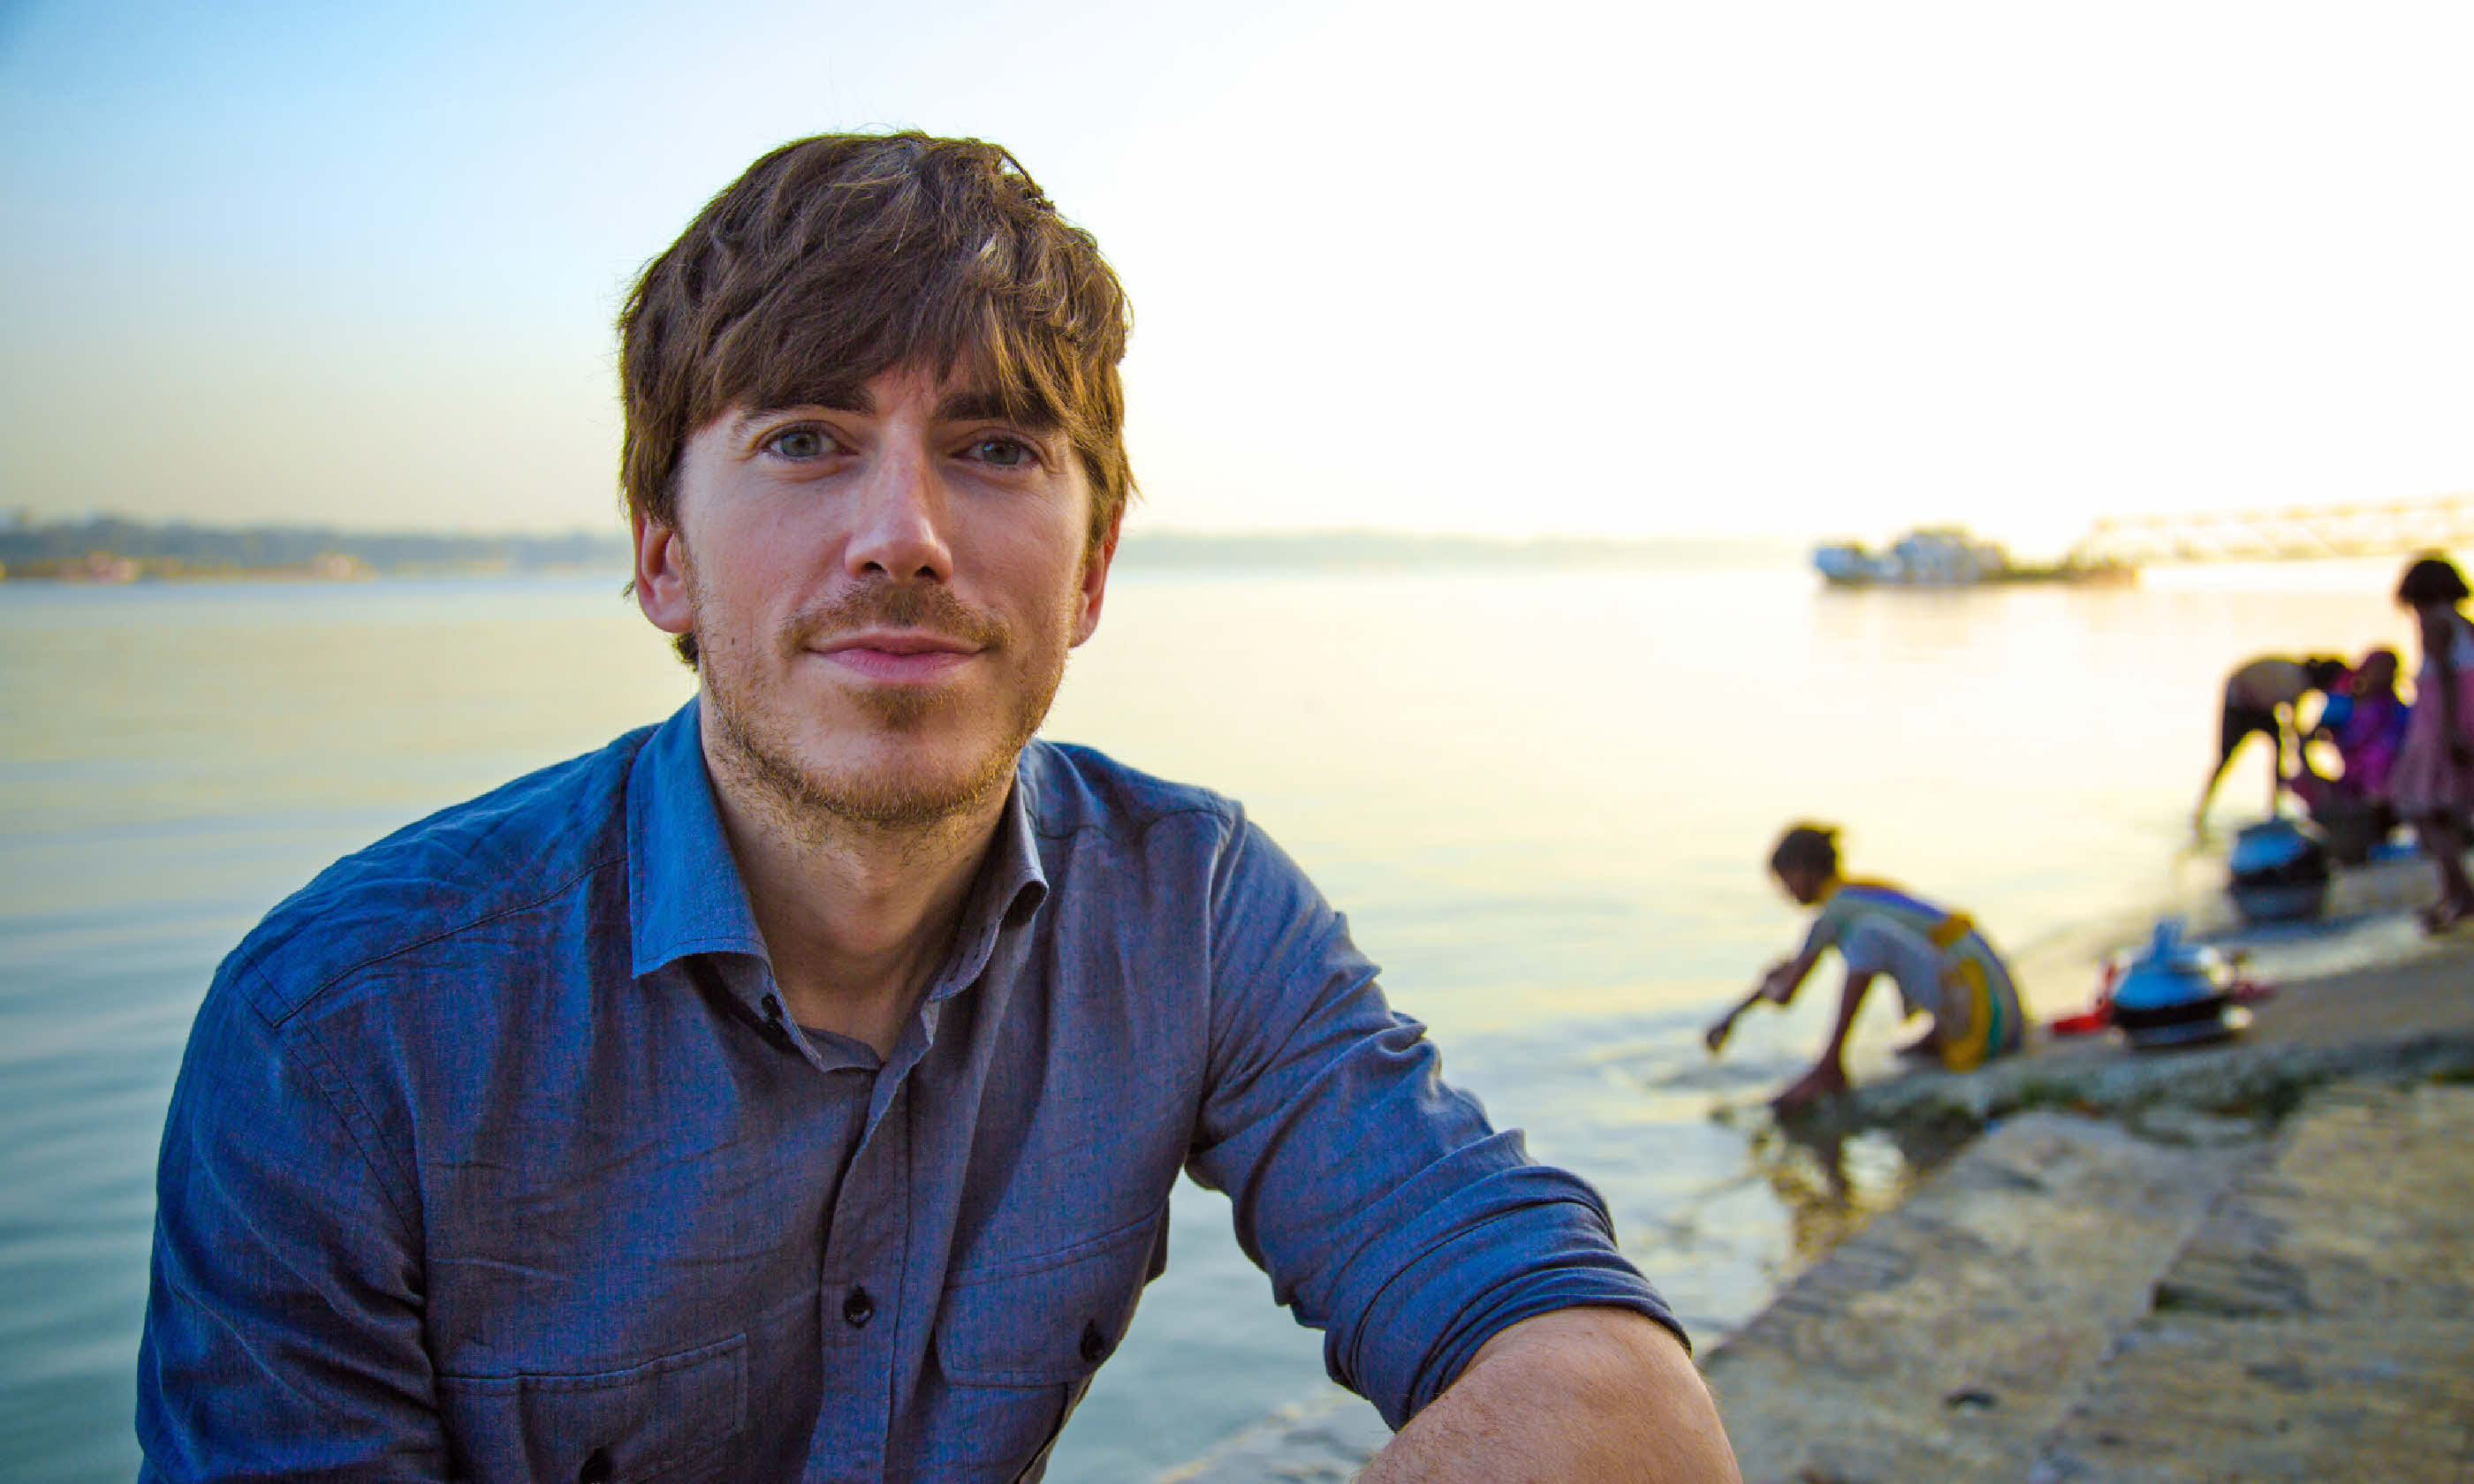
[436,1331,748,1484]
[930,1208,1165,1477]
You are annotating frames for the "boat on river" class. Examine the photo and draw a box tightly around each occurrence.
[1812,526,2136,588]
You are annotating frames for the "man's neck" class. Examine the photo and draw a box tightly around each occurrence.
[700,733,1010,1059]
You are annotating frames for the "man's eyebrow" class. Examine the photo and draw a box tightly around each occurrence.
[935,389,1059,429]
[732,389,873,432]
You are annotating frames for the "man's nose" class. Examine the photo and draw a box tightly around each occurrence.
[843,443,954,583]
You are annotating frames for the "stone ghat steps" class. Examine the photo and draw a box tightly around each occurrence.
[1701,1111,2256,1483]
[2030,1082,2474,1484]
[1705,1081,2474,1484]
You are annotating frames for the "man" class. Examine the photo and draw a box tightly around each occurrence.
[2193,653,2350,828]
[137,133,1738,1482]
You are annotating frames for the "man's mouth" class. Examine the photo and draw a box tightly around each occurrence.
[813,629,982,684]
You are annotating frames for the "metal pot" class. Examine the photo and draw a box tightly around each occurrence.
[2110,920,2235,1049]
[2227,818,2329,924]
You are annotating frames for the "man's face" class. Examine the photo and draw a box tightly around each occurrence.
[633,363,1116,829]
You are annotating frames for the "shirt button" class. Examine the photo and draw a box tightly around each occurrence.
[1080,1320,1108,1365]
[577,1447,613,1484]
[843,1287,875,1329]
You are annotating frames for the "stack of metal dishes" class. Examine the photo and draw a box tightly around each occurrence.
[2109,920,2237,1049]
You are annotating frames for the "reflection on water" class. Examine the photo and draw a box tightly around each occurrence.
[0,559,2438,1481]
[1742,1123,1975,1268]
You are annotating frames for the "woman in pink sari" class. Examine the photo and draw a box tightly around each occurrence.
[2388,556,2474,931]
[2298,650,2409,794]
[2293,648,2410,859]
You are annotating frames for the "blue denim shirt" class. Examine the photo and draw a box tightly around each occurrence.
[138,703,1679,1483]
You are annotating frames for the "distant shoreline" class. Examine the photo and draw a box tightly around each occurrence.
[0,517,1800,583]
[0,519,633,584]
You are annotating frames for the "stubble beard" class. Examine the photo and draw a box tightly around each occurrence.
[695,574,1081,840]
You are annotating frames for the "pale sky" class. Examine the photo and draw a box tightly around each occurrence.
[3,0,2469,550]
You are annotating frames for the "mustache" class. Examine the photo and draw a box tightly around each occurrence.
[782,584,1010,651]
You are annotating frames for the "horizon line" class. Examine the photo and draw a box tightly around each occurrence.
[0,513,1808,547]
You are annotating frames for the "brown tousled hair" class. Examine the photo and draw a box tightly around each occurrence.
[618,131,1135,565]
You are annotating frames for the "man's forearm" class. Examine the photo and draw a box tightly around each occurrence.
[1360,1306,1741,1483]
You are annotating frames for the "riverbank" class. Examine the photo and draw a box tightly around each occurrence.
[1705,862,2474,1481]
[1158,851,2474,1481]
[1707,1071,2474,1482]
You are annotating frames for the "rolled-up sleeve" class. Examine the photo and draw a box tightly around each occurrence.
[1183,812,1685,1429]
[138,962,444,1481]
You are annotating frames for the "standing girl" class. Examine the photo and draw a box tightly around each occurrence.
[2388,556,2474,931]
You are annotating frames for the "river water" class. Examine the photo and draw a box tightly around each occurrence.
[0,557,2433,1480]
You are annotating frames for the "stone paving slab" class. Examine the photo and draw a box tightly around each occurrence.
[1702,1113,2259,1484]
[2029,1082,2474,1484]
[2151,1084,2474,1325]
[2025,1314,2474,1484]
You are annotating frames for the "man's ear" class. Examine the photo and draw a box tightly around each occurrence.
[633,510,693,638]
[1071,508,1123,647]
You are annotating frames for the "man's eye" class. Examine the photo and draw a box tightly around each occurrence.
[765,428,829,459]
[971,436,1036,468]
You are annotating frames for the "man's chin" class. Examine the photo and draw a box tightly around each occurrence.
[701,650,1064,834]
[806,758,1013,829]
[717,721,1017,832]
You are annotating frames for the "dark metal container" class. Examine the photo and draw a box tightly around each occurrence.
[2110,920,2235,1049]
[2227,817,2330,924]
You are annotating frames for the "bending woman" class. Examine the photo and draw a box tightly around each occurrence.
[2194,655,2349,828]
[1715,823,2025,1111]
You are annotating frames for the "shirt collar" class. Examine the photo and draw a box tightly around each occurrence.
[625,700,1053,991]
[626,700,769,979]
[929,757,1049,1003]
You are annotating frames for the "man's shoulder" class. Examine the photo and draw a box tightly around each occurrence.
[221,725,656,1024]
[1021,738,1244,845]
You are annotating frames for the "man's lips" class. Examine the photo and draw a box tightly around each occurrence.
[811,629,982,684]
